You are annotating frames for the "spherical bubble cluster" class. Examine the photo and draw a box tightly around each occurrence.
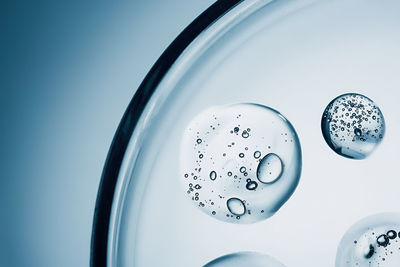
[321,93,385,159]
[204,252,286,267]
[336,213,400,267]
[180,103,302,224]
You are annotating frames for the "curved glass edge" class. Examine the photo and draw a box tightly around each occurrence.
[90,1,243,266]
[107,1,276,266]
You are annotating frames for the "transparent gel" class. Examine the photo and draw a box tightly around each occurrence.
[336,213,400,267]
[204,252,286,267]
[321,93,385,159]
[180,103,302,223]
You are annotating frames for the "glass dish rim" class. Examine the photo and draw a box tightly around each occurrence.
[90,1,243,266]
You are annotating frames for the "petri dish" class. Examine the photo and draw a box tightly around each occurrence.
[91,0,400,266]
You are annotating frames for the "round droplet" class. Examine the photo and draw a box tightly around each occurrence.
[180,103,302,224]
[336,213,400,267]
[377,234,389,247]
[227,197,246,216]
[204,252,286,267]
[246,181,258,190]
[321,93,385,159]
[196,138,202,144]
[210,171,217,181]
[257,153,283,184]
[254,151,261,159]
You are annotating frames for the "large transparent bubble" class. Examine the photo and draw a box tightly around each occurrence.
[203,252,285,267]
[336,213,400,267]
[321,93,385,159]
[180,103,301,224]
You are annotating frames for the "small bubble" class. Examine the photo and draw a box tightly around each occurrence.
[376,234,389,247]
[242,130,249,138]
[227,171,232,176]
[239,153,244,158]
[210,171,217,181]
[253,151,261,159]
[387,230,397,239]
[199,154,203,159]
[246,181,258,190]
[240,166,246,173]
[196,138,202,144]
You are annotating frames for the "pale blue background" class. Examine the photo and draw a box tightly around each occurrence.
[0,1,213,266]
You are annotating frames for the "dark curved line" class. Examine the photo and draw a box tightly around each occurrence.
[90,0,243,266]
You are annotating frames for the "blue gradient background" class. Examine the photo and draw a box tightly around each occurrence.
[0,1,213,266]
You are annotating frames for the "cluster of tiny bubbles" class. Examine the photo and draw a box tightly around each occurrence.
[203,252,286,267]
[336,213,400,267]
[179,103,302,224]
[321,93,385,159]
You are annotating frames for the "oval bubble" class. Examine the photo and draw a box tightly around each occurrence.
[226,197,246,216]
[180,103,302,224]
[257,153,283,184]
